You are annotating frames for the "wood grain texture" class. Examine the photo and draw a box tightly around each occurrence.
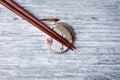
[0,0,120,80]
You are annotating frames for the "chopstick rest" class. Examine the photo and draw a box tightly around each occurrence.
[43,20,74,53]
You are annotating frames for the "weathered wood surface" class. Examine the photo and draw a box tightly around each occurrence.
[0,0,120,80]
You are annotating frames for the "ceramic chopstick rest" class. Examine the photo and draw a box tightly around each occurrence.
[45,22,74,53]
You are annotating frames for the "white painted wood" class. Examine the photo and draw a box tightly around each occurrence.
[0,0,120,80]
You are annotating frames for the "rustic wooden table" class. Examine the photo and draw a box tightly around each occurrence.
[0,0,120,80]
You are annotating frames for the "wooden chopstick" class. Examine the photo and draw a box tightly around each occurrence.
[0,0,75,50]
[5,0,75,50]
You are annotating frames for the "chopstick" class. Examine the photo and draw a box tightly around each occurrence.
[0,0,75,50]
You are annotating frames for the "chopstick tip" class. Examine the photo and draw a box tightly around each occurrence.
[69,45,76,50]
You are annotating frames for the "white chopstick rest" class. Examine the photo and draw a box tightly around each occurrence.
[45,22,74,53]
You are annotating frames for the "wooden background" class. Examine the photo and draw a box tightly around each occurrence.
[0,0,120,80]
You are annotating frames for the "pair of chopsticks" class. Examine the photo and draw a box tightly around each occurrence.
[0,0,75,50]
